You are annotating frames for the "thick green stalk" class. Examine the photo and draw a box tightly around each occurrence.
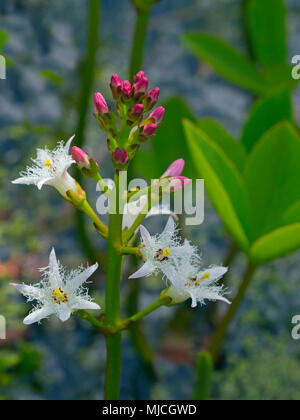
[208,263,257,360]
[75,0,101,261]
[129,7,151,79]
[104,171,124,400]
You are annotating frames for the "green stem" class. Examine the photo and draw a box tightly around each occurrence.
[74,0,101,261]
[104,171,124,400]
[208,262,257,361]
[129,296,170,323]
[80,200,108,238]
[119,246,139,256]
[129,7,151,80]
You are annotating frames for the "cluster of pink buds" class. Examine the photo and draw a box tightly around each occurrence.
[92,70,166,168]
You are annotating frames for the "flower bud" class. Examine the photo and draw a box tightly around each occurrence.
[143,123,157,137]
[110,74,122,100]
[113,148,129,164]
[144,87,160,111]
[121,80,132,100]
[134,70,146,82]
[169,176,191,192]
[133,75,148,95]
[149,106,165,124]
[161,159,185,177]
[94,93,109,116]
[72,146,99,178]
[128,104,145,123]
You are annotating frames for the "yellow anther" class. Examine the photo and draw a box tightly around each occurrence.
[52,288,68,303]
[44,160,54,170]
[162,248,170,257]
[200,272,210,281]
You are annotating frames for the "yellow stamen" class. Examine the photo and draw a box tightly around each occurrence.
[200,272,210,281]
[162,248,170,257]
[52,288,68,303]
[44,160,54,170]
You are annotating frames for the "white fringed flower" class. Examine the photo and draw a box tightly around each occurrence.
[129,217,197,291]
[11,248,100,325]
[12,136,77,199]
[164,264,230,308]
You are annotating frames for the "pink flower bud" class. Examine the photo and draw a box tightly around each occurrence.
[122,80,132,98]
[130,104,144,117]
[143,123,157,137]
[170,176,191,192]
[147,88,160,102]
[149,106,165,124]
[162,159,185,178]
[133,76,149,94]
[134,71,146,82]
[113,148,129,164]
[72,146,90,168]
[110,74,122,100]
[110,74,122,89]
[94,93,109,115]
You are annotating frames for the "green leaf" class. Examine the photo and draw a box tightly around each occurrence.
[182,32,265,94]
[135,96,197,179]
[193,351,213,401]
[242,89,293,152]
[245,122,300,241]
[282,200,300,225]
[184,120,250,251]
[250,224,300,264]
[246,0,287,67]
[197,118,247,172]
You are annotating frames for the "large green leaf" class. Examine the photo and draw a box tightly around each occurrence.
[245,122,300,241]
[246,0,287,68]
[242,89,293,152]
[197,118,247,172]
[182,32,266,94]
[135,96,197,179]
[184,120,250,251]
[250,224,300,264]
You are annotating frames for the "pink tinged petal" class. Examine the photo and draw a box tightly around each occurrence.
[23,307,53,325]
[74,298,100,311]
[122,80,132,96]
[170,176,191,192]
[68,263,99,292]
[162,159,185,177]
[64,135,75,154]
[134,76,148,93]
[10,283,42,300]
[57,306,72,322]
[129,261,154,279]
[139,224,152,248]
[134,70,146,82]
[113,148,129,164]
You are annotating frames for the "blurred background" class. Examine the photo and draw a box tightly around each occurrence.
[0,0,300,400]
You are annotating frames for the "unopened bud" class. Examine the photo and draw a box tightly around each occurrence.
[149,106,165,124]
[72,147,99,178]
[94,93,109,116]
[128,104,144,123]
[113,148,129,164]
[121,80,132,100]
[110,74,122,100]
[161,159,185,177]
[144,87,160,111]
[143,123,157,137]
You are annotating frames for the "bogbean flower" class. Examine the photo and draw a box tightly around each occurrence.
[12,136,78,199]
[129,217,197,291]
[164,264,230,308]
[11,248,100,325]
